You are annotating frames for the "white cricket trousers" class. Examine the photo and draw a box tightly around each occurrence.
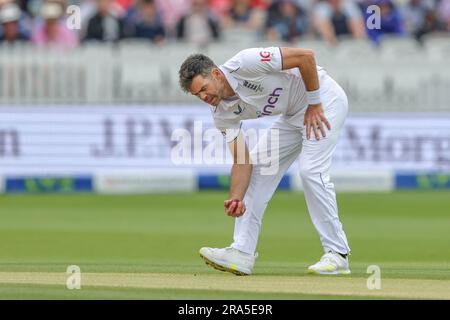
[230,74,351,256]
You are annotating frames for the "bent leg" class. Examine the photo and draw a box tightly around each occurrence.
[299,80,351,255]
[231,120,302,255]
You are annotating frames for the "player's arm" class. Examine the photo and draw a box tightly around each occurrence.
[280,47,331,140]
[224,132,252,218]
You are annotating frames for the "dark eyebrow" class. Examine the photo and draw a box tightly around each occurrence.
[193,85,207,96]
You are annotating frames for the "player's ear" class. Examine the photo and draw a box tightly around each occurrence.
[211,67,221,79]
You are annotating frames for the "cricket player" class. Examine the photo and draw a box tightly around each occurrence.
[178,46,351,275]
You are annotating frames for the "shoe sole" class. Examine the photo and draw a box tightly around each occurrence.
[307,268,351,275]
[199,254,250,276]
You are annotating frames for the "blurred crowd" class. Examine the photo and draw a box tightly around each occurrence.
[0,0,449,51]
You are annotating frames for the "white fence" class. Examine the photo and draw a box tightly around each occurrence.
[1,37,450,111]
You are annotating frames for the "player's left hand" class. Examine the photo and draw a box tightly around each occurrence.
[304,103,331,140]
[224,199,246,217]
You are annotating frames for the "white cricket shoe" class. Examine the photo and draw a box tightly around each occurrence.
[199,247,257,276]
[308,251,351,275]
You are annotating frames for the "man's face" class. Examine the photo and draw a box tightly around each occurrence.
[97,0,112,15]
[141,2,156,20]
[2,21,19,40]
[192,0,207,14]
[189,69,224,106]
[45,18,58,38]
[380,3,391,16]
[330,0,342,10]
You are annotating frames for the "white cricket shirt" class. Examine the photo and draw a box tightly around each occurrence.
[212,47,328,142]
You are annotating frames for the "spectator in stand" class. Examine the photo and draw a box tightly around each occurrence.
[155,0,191,37]
[414,8,447,42]
[265,0,308,42]
[400,0,432,33]
[176,0,220,45]
[363,0,405,45]
[0,2,30,43]
[13,0,33,16]
[126,0,165,43]
[437,0,450,30]
[251,0,269,10]
[116,0,134,13]
[313,0,366,46]
[31,1,78,50]
[221,0,265,31]
[84,0,126,42]
[15,0,64,17]
[208,0,232,20]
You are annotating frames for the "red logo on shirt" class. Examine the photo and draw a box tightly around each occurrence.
[259,51,271,62]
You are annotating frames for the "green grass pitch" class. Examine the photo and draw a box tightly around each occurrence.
[0,191,449,299]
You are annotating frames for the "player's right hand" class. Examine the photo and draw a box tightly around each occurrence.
[304,103,331,140]
[224,199,246,217]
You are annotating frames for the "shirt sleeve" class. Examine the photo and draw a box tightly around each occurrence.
[214,118,242,143]
[235,47,283,76]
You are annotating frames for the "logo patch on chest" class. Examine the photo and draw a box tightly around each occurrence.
[233,104,244,115]
[243,80,263,93]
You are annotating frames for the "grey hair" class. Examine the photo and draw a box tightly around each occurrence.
[178,54,216,93]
